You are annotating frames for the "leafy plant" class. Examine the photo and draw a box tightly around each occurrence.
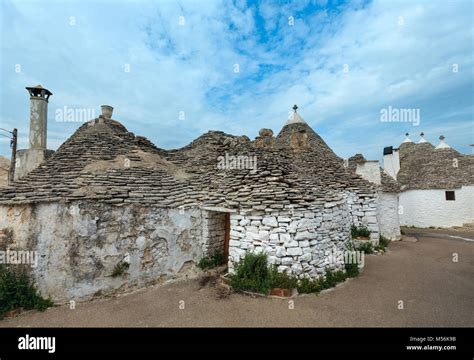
[323,268,339,288]
[230,253,360,296]
[297,268,350,294]
[351,225,371,239]
[0,265,53,319]
[198,250,225,270]
[350,225,358,239]
[379,235,390,247]
[111,261,130,277]
[344,262,359,278]
[375,235,391,252]
[297,277,325,294]
[229,252,271,294]
[268,266,298,289]
[358,241,374,254]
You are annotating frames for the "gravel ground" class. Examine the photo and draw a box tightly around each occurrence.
[1,229,473,327]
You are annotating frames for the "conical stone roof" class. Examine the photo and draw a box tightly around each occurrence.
[0,109,376,208]
[397,141,474,190]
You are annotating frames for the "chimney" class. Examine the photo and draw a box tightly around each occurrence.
[101,105,113,119]
[383,146,400,179]
[14,85,54,181]
[26,85,52,150]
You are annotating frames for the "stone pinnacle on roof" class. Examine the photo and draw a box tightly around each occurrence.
[435,135,451,149]
[285,104,307,125]
[402,132,413,143]
[418,132,428,144]
[101,105,114,119]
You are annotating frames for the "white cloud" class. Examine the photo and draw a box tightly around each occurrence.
[0,0,472,163]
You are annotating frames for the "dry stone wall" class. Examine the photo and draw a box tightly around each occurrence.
[344,191,380,243]
[228,199,351,278]
[201,211,227,256]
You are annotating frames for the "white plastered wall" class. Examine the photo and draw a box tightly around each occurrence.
[399,186,474,227]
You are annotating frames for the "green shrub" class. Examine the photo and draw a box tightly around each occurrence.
[297,277,325,294]
[351,225,371,239]
[230,253,359,296]
[297,268,350,294]
[198,250,225,270]
[379,235,390,247]
[358,241,374,254]
[350,225,358,239]
[268,266,298,289]
[111,261,129,277]
[323,268,338,288]
[376,235,390,252]
[229,252,271,294]
[0,265,53,319]
[344,262,359,278]
[198,257,212,270]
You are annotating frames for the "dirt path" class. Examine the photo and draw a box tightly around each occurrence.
[2,230,473,327]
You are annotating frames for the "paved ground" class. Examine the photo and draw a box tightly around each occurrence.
[1,229,473,327]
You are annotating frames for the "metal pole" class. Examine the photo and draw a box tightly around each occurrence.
[9,128,17,184]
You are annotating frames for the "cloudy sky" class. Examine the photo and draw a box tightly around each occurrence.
[0,0,472,162]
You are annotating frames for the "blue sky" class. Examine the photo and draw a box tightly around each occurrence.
[0,0,473,163]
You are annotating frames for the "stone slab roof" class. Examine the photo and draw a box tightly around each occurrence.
[0,118,376,209]
[397,142,474,190]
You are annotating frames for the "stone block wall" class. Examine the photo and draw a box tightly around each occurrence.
[344,191,380,243]
[228,199,351,278]
[0,201,205,302]
[201,211,227,256]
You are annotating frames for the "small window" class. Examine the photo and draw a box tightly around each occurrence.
[445,191,455,201]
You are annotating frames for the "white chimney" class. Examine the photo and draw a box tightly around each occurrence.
[383,146,400,180]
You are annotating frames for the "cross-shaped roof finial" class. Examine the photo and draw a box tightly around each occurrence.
[293,104,298,112]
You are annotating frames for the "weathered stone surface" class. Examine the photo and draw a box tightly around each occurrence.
[0,202,206,302]
[286,247,303,256]
[262,217,278,227]
[275,246,286,257]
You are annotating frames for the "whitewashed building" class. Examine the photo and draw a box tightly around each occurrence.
[0,88,398,302]
[383,133,474,228]
[348,154,401,240]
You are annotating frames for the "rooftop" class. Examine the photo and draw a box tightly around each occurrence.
[0,108,376,208]
[397,140,474,190]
